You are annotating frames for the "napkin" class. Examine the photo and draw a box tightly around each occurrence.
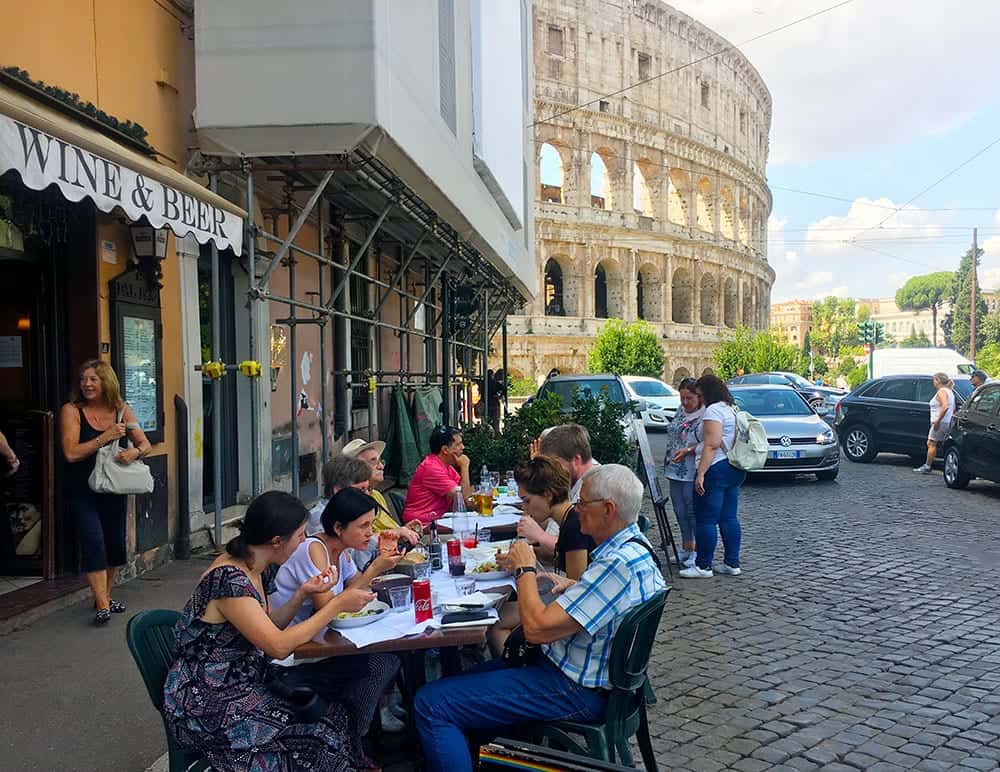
[438,591,501,609]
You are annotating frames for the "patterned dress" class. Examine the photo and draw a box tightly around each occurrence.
[163,565,360,772]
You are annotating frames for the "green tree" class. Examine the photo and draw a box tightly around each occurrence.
[587,319,664,378]
[810,297,861,358]
[894,272,953,347]
[713,325,800,379]
[898,325,932,348]
[976,343,1000,377]
[982,311,1000,345]
[942,247,988,355]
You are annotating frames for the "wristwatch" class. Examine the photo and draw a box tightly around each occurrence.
[514,566,537,580]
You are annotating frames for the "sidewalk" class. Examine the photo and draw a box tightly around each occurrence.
[0,556,212,772]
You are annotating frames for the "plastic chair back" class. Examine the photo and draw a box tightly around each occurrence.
[608,589,669,693]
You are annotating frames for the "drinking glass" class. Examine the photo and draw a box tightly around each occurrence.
[388,585,412,613]
[455,576,476,596]
[476,524,491,545]
[412,562,432,580]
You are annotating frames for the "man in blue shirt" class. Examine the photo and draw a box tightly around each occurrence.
[414,464,666,771]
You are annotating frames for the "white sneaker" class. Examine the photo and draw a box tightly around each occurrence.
[380,705,406,733]
[913,464,932,474]
[682,552,697,568]
[715,563,742,576]
[679,566,713,578]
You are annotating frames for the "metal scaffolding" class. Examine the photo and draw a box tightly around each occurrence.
[199,149,524,526]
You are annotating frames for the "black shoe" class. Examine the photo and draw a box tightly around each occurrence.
[108,599,126,614]
[94,608,112,625]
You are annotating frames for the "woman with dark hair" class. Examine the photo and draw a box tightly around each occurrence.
[679,374,746,579]
[402,426,474,525]
[663,378,705,567]
[60,359,151,624]
[271,487,402,741]
[163,490,374,771]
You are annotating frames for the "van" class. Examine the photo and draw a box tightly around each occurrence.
[870,348,975,379]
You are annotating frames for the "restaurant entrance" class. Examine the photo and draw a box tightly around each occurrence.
[0,176,97,585]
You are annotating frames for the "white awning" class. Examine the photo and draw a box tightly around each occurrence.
[0,83,245,255]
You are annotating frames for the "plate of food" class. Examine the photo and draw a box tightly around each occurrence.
[328,600,390,629]
[469,561,511,582]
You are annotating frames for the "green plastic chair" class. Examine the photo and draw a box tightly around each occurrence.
[540,589,670,770]
[126,610,211,772]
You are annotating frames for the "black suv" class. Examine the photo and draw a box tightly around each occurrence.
[942,382,1000,489]
[728,371,845,410]
[834,374,975,463]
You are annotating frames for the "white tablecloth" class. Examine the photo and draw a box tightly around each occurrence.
[437,513,521,530]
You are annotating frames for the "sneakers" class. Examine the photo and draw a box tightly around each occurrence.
[379,706,406,733]
[94,608,111,625]
[683,552,697,568]
[679,566,713,578]
[715,563,742,576]
[108,599,126,613]
[914,464,932,474]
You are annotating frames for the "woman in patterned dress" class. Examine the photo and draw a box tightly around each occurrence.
[662,378,705,568]
[163,491,375,771]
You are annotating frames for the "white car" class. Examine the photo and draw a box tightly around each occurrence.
[622,376,680,429]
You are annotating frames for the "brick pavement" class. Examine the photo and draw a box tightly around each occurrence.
[643,452,1000,772]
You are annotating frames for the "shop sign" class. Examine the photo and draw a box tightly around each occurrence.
[0,113,243,255]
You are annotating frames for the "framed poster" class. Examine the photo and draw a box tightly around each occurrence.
[110,270,165,444]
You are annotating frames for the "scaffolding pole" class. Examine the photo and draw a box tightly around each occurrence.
[246,165,261,495]
[441,269,451,426]
[317,200,329,464]
[209,174,223,547]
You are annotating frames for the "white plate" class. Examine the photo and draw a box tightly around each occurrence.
[467,570,511,581]
[441,591,505,611]
[328,600,390,629]
[496,494,522,505]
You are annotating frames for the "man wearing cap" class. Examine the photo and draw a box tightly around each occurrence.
[342,438,424,541]
[971,370,989,389]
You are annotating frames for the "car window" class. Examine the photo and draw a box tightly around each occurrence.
[875,379,917,401]
[783,372,815,390]
[628,380,675,397]
[733,388,813,416]
[742,374,770,384]
[914,378,937,403]
[858,381,882,397]
[969,386,1000,416]
[543,379,625,406]
[953,380,974,400]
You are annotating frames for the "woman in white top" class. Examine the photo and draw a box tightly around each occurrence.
[679,374,747,579]
[271,488,404,742]
[915,372,956,474]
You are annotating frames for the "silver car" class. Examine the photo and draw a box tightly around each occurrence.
[622,376,680,430]
[730,384,840,481]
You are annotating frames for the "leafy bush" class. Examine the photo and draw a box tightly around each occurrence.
[976,343,1000,378]
[714,325,800,379]
[508,375,538,397]
[847,364,869,390]
[587,319,664,378]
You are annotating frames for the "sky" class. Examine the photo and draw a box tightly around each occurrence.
[544,0,1000,304]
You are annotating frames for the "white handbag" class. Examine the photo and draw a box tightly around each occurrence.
[88,411,155,495]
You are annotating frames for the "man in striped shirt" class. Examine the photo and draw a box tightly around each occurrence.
[415,464,666,772]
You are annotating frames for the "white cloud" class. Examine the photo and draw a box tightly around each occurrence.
[980,209,1000,291]
[668,0,1000,163]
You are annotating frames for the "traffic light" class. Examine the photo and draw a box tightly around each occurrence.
[874,321,885,345]
[857,320,873,344]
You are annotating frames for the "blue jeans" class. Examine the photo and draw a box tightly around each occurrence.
[668,478,696,546]
[415,657,607,772]
[694,459,746,570]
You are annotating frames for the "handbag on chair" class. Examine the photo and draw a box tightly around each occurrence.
[88,410,154,495]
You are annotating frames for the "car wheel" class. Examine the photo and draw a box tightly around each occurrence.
[943,447,971,489]
[842,425,876,463]
[816,467,839,481]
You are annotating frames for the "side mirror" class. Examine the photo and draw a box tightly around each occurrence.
[815,406,830,417]
[632,399,648,415]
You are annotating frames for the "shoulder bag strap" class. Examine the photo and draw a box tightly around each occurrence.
[626,537,662,570]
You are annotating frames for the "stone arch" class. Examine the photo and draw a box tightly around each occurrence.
[632,159,655,216]
[701,366,715,377]
[667,169,689,225]
[539,142,565,204]
[738,191,750,245]
[594,259,623,319]
[719,186,736,241]
[637,262,662,321]
[723,277,737,328]
[544,257,566,316]
[742,280,754,327]
[672,266,694,323]
[700,272,719,325]
[696,176,714,232]
[672,367,691,386]
[590,149,615,210]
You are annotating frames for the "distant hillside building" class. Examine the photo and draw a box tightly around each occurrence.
[770,300,813,346]
[859,298,950,346]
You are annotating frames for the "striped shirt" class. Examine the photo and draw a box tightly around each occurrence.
[542,523,665,689]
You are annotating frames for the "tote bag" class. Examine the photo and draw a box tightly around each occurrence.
[88,411,154,495]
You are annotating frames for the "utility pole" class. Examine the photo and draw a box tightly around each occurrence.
[970,227,978,361]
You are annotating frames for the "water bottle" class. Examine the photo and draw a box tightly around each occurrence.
[428,520,443,570]
[480,464,489,486]
[453,485,466,514]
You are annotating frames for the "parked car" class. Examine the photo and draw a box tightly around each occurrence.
[621,376,680,429]
[729,385,840,480]
[834,374,976,463]
[531,374,639,441]
[942,382,1000,489]
[727,371,845,411]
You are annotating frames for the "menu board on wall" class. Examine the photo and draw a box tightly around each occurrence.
[122,315,158,433]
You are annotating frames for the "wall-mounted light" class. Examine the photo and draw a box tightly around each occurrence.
[16,317,30,331]
[129,222,169,288]
[269,324,287,393]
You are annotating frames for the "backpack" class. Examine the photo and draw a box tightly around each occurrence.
[724,406,768,471]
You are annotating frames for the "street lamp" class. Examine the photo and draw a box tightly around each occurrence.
[128,222,169,288]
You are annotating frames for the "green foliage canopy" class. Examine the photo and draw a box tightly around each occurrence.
[587,319,664,378]
[894,272,953,346]
[713,325,800,380]
[976,343,1000,378]
[943,248,988,355]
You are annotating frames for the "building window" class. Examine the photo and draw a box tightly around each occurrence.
[438,0,457,133]
[701,82,710,109]
[637,52,651,80]
[547,25,564,56]
[595,264,608,319]
[544,259,565,316]
[599,100,610,113]
[739,109,747,134]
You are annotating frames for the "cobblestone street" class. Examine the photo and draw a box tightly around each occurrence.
[644,441,1000,772]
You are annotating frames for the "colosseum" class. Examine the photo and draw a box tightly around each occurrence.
[504,0,775,386]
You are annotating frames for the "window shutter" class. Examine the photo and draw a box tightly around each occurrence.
[438,0,457,134]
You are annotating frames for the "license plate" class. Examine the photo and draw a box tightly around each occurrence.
[772,450,800,459]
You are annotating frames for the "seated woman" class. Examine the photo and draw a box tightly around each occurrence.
[341,438,424,542]
[271,488,404,738]
[163,490,375,771]
[489,456,595,655]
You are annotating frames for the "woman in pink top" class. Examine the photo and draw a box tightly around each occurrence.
[402,426,475,525]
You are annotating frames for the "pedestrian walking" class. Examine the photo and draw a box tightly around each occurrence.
[59,360,151,624]
[680,374,746,579]
[914,372,956,474]
[662,378,704,568]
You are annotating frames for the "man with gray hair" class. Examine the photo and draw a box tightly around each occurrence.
[415,463,664,771]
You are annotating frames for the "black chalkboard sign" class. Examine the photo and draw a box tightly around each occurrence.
[632,418,664,505]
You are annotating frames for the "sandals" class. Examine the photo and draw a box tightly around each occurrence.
[109,599,126,614]
[94,608,112,625]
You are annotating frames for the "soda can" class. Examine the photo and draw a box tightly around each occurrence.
[412,579,433,623]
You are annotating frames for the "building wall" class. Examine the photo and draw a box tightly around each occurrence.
[501,0,774,385]
[862,298,950,345]
[770,300,813,346]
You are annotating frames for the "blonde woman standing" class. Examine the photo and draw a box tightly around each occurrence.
[60,360,151,624]
[915,372,956,475]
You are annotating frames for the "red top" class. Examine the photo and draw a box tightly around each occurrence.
[402,454,461,525]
